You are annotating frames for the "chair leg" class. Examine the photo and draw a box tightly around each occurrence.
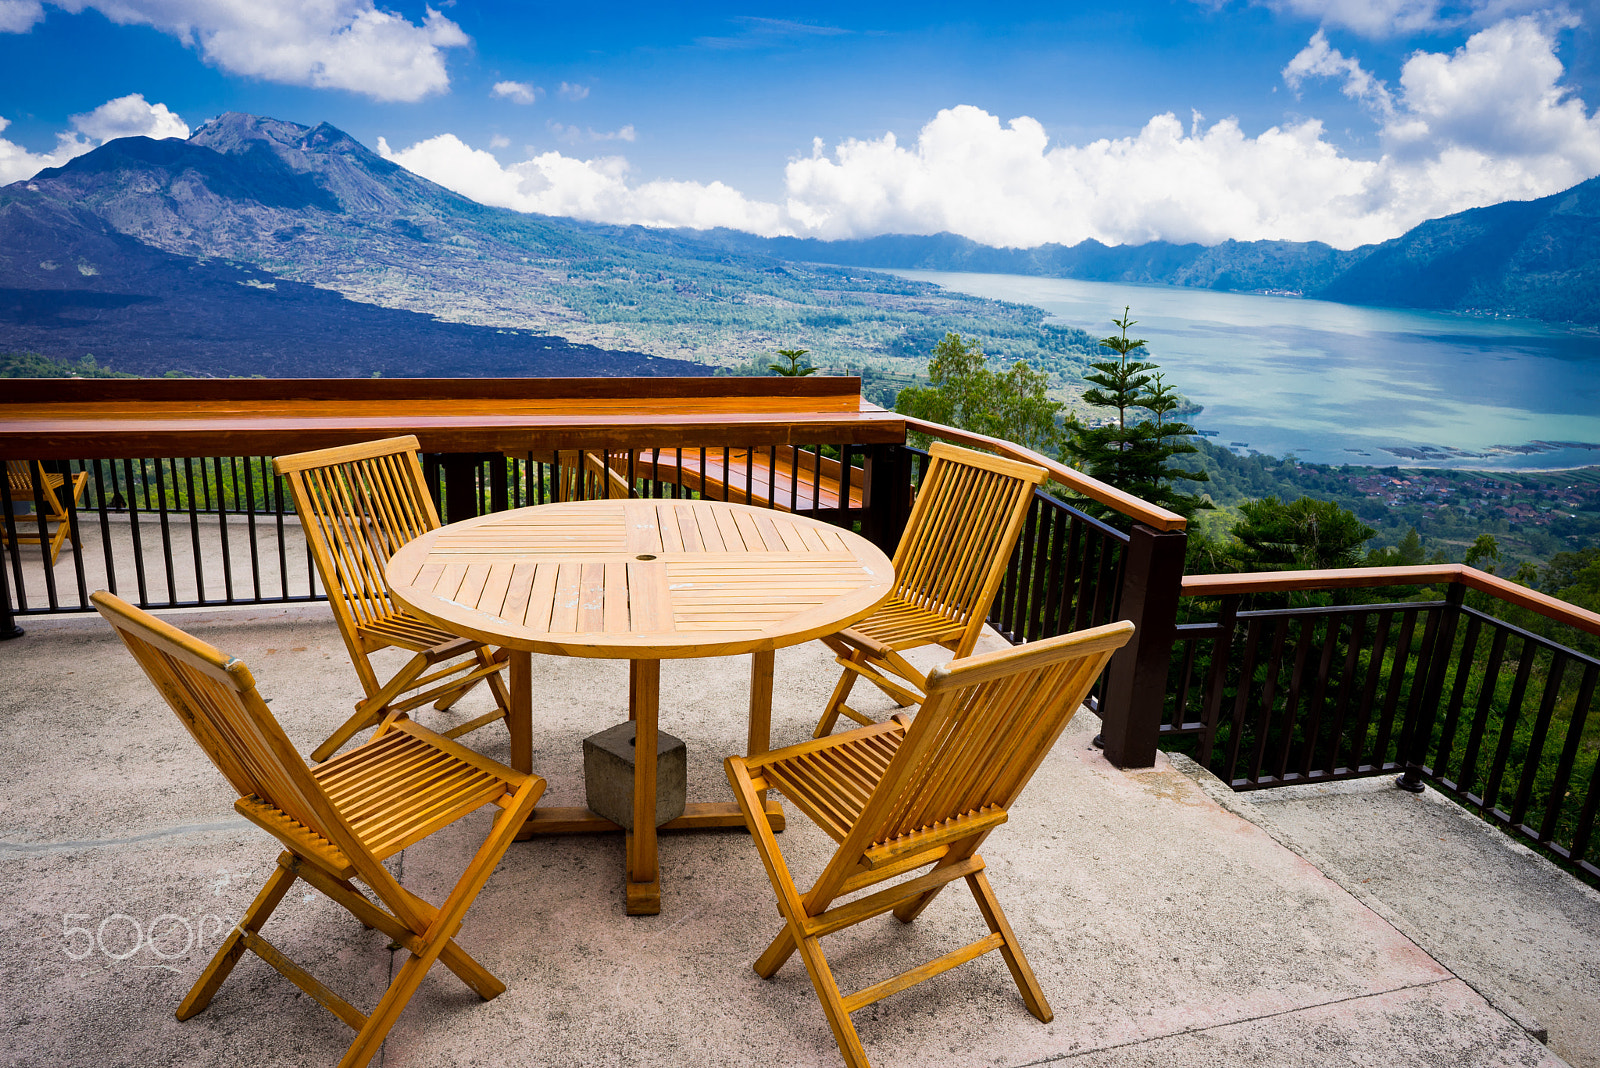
[431,671,483,711]
[794,930,873,1068]
[967,870,1052,1023]
[340,785,539,1068]
[291,857,506,1000]
[177,860,298,1020]
[754,925,799,979]
[891,853,967,924]
[314,652,436,762]
[432,648,510,716]
[311,704,385,763]
[814,662,862,738]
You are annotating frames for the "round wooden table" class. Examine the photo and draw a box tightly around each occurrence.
[386,498,894,914]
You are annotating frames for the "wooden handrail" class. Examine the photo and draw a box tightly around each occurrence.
[1182,564,1600,638]
[0,376,905,458]
[898,416,1188,532]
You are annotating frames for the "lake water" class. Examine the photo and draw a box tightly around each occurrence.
[895,270,1600,471]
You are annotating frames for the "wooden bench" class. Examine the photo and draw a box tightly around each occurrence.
[629,445,865,512]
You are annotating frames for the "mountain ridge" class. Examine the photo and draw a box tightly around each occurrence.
[3,113,1100,378]
[674,175,1600,324]
[4,111,1593,387]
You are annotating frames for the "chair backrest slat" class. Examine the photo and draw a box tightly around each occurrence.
[892,443,1044,625]
[92,591,342,840]
[844,621,1133,859]
[276,437,440,632]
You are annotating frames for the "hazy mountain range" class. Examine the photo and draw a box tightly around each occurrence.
[690,178,1600,324]
[0,112,1594,381]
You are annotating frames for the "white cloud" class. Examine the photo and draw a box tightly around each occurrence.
[779,16,1600,248]
[558,82,590,102]
[550,122,637,145]
[42,1,468,102]
[376,16,1600,250]
[489,134,510,149]
[492,80,539,105]
[1,93,188,184]
[1283,29,1395,117]
[0,117,86,184]
[71,92,189,142]
[377,132,786,233]
[0,0,43,32]
[1257,0,1553,36]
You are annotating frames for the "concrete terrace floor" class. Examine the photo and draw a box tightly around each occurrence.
[0,603,1587,1068]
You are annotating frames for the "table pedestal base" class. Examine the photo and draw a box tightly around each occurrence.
[516,799,785,915]
[516,799,784,838]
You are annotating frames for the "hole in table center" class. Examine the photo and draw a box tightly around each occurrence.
[636,554,657,561]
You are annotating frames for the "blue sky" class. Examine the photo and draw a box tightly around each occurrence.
[3,1,1598,248]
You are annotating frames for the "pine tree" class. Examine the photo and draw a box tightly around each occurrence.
[770,348,816,376]
[1062,308,1209,518]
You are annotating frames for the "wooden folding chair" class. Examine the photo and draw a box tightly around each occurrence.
[4,459,89,565]
[554,449,633,501]
[813,441,1047,737]
[275,436,512,762]
[728,620,1133,1068]
[92,591,544,1068]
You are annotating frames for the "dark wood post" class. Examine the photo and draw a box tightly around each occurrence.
[489,454,510,514]
[862,443,910,557]
[436,452,499,523]
[1099,523,1187,768]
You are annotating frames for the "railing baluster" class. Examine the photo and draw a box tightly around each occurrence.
[1457,626,1509,799]
[1349,611,1394,772]
[1249,617,1291,784]
[1432,613,1484,788]
[1224,617,1263,785]
[1540,663,1597,846]
[182,457,205,603]
[1272,617,1316,781]
[91,459,118,598]
[1,472,26,614]
[272,464,290,600]
[1482,638,1537,819]
[244,457,262,601]
[1510,653,1567,831]
[1371,610,1419,769]
[213,456,234,603]
[1324,612,1365,775]
[28,462,60,610]
[124,459,149,606]
[1299,613,1337,780]
[1196,596,1238,767]
[1563,677,1600,870]
[1396,605,1446,790]
[154,458,177,605]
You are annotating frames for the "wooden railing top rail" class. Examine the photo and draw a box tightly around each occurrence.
[1182,564,1600,638]
[0,376,906,459]
[899,415,1188,532]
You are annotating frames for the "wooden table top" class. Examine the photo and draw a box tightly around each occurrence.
[386,500,895,659]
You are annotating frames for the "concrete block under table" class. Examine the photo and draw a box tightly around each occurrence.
[583,721,687,830]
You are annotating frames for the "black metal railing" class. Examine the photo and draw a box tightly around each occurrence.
[987,487,1130,710]
[1166,581,1600,883]
[1,445,880,619]
[2,456,318,616]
